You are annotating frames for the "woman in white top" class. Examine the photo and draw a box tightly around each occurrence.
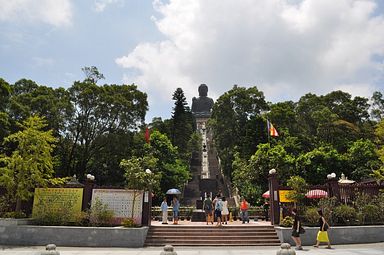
[221,196,229,224]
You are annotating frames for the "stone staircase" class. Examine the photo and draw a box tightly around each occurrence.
[145,225,281,246]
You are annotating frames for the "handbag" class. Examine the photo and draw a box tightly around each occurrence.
[299,226,306,234]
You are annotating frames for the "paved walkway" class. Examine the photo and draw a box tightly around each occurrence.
[1,243,384,255]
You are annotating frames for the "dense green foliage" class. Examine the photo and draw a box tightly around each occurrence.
[211,85,383,204]
[0,69,383,211]
[0,116,57,211]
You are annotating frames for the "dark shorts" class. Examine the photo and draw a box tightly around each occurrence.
[205,209,213,215]
[292,229,300,237]
[215,209,222,218]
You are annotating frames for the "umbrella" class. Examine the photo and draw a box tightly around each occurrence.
[262,190,270,198]
[305,189,328,199]
[166,188,181,195]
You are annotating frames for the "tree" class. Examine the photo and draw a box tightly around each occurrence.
[346,139,380,181]
[210,85,269,177]
[296,145,346,184]
[8,79,71,136]
[147,130,190,202]
[0,78,11,144]
[171,88,194,160]
[286,176,308,206]
[62,81,148,178]
[0,116,57,212]
[120,156,160,219]
[371,91,384,121]
[82,66,105,84]
[372,119,384,182]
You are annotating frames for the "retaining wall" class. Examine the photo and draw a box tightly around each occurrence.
[275,225,384,246]
[0,220,148,247]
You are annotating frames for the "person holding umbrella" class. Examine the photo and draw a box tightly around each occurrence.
[171,196,180,224]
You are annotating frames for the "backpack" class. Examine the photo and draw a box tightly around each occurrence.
[215,199,223,211]
[204,198,212,210]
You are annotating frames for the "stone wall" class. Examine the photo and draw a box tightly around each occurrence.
[0,224,148,247]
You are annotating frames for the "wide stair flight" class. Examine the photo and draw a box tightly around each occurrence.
[145,225,281,246]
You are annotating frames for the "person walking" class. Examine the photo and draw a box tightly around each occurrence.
[221,196,229,224]
[171,196,180,225]
[314,209,331,249]
[240,198,249,224]
[291,208,304,250]
[160,197,168,224]
[203,194,214,225]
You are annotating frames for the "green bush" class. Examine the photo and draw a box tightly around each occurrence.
[304,207,319,225]
[373,193,384,222]
[361,204,381,224]
[121,218,137,227]
[280,216,294,227]
[318,197,337,224]
[33,195,78,225]
[2,211,27,219]
[88,198,115,227]
[333,205,356,224]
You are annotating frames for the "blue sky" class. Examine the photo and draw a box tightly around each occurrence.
[1,0,384,122]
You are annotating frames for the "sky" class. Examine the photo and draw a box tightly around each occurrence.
[1,0,384,122]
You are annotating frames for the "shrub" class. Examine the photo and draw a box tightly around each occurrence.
[2,211,26,219]
[304,207,319,225]
[280,216,294,227]
[121,218,137,228]
[33,195,78,225]
[354,193,372,213]
[88,198,115,227]
[373,193,384,222]
[318,197,337,224]
[361,204,381,224]
[333,205,356,224]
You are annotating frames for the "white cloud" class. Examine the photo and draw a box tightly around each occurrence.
[93,0,123,13]
[116,0,384,117]
[0,0,73,27]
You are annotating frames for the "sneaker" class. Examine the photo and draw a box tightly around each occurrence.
[295,246,303,250]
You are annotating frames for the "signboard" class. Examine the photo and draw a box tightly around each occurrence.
[32,188,83,220]
[279,190,295,203]
[92,189,143,224]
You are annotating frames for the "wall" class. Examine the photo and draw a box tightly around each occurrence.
[0,223,148,247]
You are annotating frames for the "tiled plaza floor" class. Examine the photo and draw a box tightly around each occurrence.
[1,243,384,255]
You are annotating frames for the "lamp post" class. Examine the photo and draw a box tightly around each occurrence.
[326,172,340,202]
[142,169,153,226]
[268,168,280,225]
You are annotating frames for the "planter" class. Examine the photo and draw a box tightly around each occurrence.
[0,224,149,247]
[275,225,384,246]
[0,218,33,226]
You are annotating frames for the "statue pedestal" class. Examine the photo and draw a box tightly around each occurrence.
[191,209,206,222]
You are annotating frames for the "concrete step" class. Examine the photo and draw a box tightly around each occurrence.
[145,225,281,246]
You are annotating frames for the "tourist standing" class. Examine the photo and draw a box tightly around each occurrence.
[161,197,168,224]
[263,200,270,221]
[314,209,331,249]
[221,196,229,224]
[240,198,249,224]
[171,196,180,225]
[203,194,214,225]
[291,208,304,250]
[214,194,223,226]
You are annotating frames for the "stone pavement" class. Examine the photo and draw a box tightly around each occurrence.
[1,243,384,255]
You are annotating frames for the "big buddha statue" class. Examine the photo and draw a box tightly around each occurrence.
[191,84,214,117]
